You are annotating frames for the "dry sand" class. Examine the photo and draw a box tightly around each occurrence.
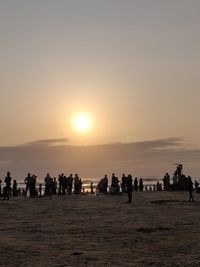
[0,191,200,267]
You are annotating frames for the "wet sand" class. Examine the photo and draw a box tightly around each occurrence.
[0,191,200,267]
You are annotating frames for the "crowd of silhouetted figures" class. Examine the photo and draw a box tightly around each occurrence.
[0,172,85,200]
[0,165,200,202]
[0,172,83,200]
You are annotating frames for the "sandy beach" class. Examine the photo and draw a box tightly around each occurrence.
[0,191,200,267]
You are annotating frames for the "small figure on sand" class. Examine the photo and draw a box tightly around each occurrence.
[110,173,120,194]
[134,177,138,191]
[67,174,73,195]
[126,174,133,203]
[90,182,94,194]
[188,176,194,202]
[139,178,144,192]
[13,180,18,197]
[121,174,127,193]
[163,173,170,191]
[4,172,12,200]
[44,173,53,200]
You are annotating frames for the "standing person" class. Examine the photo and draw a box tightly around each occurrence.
[13,180,18,197]
[102,175,108,194]
[111,173,120,194]
[52,178,57,195]
[58,174,62,195]
[163,173,170,191]
[188,176,194,202]
[67,174,73,195]
[127,174,133,203]
[4,172,12,200]
[24,173,31,197]
[90,182,94,194]
[62,176,67,195]
[32,175,37,197]
[60,174,65,195]
[44,173,53,200]
[39,184,42,197]
[163,174,167,191]
[29,175,36,197]
[166,173,170,191]
[78,178,83,194]
[74,174,79,194]
[139,178,144,192]
[134,177,138,191]
[173,174,178,191]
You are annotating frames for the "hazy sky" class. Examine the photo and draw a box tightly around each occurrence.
[0,1,200,178]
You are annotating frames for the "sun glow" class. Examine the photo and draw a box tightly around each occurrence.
[72,113,93,133]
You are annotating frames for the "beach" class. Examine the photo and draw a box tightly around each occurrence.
[0,191,200,267]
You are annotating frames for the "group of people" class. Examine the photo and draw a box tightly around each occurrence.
[36,173,83,199]
[0,172,13,200]
[96,174,144,196]
[0,166,199,202]
[0,172,83,200]
[162,165,198,201]
[96,173,134,203]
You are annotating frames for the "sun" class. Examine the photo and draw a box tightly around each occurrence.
[72,113,93,133]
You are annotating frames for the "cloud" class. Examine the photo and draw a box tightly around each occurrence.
[0,137,199,179]
[24,138,69,146]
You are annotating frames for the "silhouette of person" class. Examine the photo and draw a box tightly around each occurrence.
[134,177,138,191]
[67,174,73,195]
[28,175,36,197]
[139,178,144,192]
[79,178,82,194]
[44,173,53,200]
[97,179,104,193]
[90,182,94,194]
[74,174,79,194]
[127,174,133,203]
[173,174,178,191]
[13,180,18,197]
[121,174,127,193]
[24,173,31,197]
[59,174,64,195]
[163,173,170,191]
[58,174,62,195]
[4,172,12,200]
[32,175,37,197]
[63,176,67,195]
[52,178,57,195]
[102,175,108,194]
[188,176,194,202]
[111,173,119,194]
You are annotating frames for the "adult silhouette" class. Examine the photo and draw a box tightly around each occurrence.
[4,172,12,200]
[127,174,133,203]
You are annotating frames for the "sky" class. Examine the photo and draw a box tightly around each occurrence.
[0,0,200,179]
